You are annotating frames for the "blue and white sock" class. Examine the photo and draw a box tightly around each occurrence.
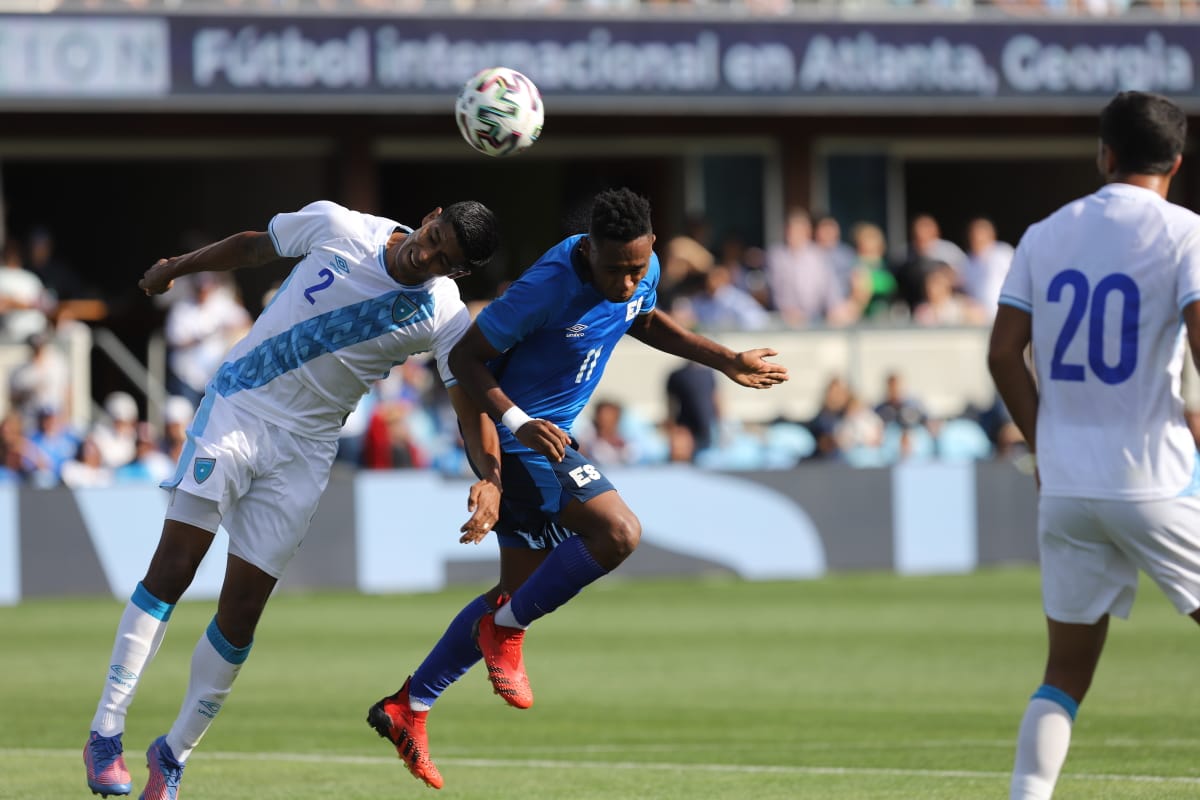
[1010,684,1078,800]
[409,595,491,710]
[165,617,251,763]
[91,582,175,737]
[500,537,608,628]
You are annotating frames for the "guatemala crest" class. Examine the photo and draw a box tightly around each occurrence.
[193,458,216,484]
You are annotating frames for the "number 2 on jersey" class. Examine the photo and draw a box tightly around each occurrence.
[303,268,335,305]
[1047,269,1139,385]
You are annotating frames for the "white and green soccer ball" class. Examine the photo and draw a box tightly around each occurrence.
[455,67,544,158]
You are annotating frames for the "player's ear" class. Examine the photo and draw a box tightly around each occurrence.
[579,235,592,262]
[1168,154,1183,179]
[422,208,444,226]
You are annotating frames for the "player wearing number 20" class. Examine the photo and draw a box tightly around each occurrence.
[366,188,789,789]
[990,92,1200,800]
[83,200,503,800]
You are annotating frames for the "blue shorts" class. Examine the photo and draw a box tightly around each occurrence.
[493,444,616,550]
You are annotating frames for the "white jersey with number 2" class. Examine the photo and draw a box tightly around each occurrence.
[211,200,469,441]
[999,182,1200,500]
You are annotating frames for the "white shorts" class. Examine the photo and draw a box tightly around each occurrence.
[1039,494,1200,624]
[162,392,338,579]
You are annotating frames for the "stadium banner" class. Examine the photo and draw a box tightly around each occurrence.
[7,461,1036,604]
[0,14,1197,112]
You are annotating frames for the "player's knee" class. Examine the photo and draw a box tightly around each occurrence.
[606,511,642,560]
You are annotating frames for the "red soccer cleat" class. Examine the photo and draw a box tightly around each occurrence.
[475,606,533,709]
[367,678,444,790]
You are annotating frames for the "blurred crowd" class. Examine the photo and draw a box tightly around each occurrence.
[663,208,1012,332]
[0,205,1030,488]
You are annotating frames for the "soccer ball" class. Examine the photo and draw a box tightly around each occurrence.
[455,67,544,158]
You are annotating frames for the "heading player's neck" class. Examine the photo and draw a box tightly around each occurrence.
[1110,173,1173,200]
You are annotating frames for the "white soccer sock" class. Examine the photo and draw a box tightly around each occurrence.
[165,618,251,763]
[91,583,174,737]
[493,601,529,630]
[1010,690,1077,800]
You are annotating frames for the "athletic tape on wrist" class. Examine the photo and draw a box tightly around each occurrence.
[501,406,533,433]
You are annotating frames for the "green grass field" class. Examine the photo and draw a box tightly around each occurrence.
[3,568,1200,799]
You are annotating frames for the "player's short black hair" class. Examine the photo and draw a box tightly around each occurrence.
[589,188,653,243]
[441,200,500,271]
[1100,91,1187,176]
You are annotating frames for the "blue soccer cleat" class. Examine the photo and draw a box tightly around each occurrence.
[139,736,185,800]
[84,731,133,797]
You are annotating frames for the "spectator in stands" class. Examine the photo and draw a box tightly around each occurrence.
[115,422,175,485]
[92,391,140,469]
[718,231,771,311]
[834,392,885,455]
[62,435,116,489]
[361,400,429,469]
[874,371,927,430]
[579,399,637,466]
[674,262,770,331]
[165,271,252,405]
[0,237,49,344]
[28,404,80,485]
[26,226,107,324]
[161,394,194,465]
[660,214,714,314]
[962,217,1015,321]
[913,262,987,326]
[8,331,71,425]
[766,208,853,327]
[896,213,968,311]
[805,375,851,458]
[813,214,857,297]
[0,410,39,482]
[846,222,901,322]
[666,360,720,457]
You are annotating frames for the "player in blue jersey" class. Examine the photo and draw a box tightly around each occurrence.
[368,188,788,789]
[83,200,503,800]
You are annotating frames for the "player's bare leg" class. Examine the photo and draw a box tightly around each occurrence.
[1010,616,1108,800]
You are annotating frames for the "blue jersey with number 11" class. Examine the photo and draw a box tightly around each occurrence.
[475,234,659,451]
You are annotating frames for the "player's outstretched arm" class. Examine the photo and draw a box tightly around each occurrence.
[139,231,280,296]
[626,309,789,389]
[448,324,571,461]
[987,304,1038,452]
[447,383,502,544]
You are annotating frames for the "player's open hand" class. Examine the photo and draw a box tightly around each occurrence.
[724,348,789,389]
[516,419,571,462]
[459,478,501,544]
[139,258,176,296]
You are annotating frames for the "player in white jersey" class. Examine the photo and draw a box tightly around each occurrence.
[82,200,504,800]
[989,91,1200,800]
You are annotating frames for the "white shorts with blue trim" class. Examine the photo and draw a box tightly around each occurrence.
[162,392,338,578]
[1039,494,1200,624]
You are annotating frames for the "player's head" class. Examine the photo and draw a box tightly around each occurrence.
[1099,91,1186,179]
[581,188,656,304]
[397,201,499,282]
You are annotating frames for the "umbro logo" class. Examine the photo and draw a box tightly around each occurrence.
[198,700,222,719]
[329,254,350,275]
[565,324,588,338]
[108,664,137,688]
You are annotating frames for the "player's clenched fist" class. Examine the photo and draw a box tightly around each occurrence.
[515,418,571,462]
[139,258,176,296]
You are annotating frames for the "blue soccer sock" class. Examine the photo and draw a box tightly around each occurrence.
[409,594,491,708]
[506,536,608,627]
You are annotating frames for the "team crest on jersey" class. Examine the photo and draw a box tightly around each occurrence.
[193,458,215,484]
[329,255,350,275]
[625,297,643,321]
[392,295,420,324]
[566,323,588,338]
